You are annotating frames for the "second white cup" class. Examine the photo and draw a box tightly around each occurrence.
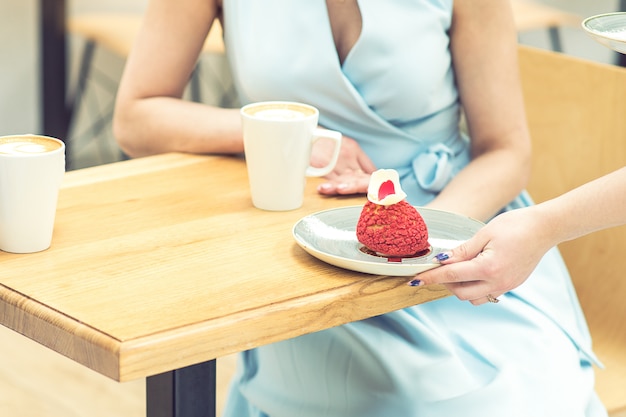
[241,101,342,211]
[0,134,66,253]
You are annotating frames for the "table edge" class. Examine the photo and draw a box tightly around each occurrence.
[0,284,121,380]
[116,279,450,382]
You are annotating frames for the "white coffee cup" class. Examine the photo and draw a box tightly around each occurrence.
[241,101,342,211]
[0,134,65,253]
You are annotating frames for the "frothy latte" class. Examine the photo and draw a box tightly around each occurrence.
[244,103,316,121]
[0,135,63,156]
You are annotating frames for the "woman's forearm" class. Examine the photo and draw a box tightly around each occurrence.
[533,167,626,247]
[113,97,243,158]
[426,145,531,222]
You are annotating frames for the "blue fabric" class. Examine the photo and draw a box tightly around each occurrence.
[221,1,607,416]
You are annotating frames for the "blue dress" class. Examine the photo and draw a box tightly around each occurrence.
[221,1,607,415]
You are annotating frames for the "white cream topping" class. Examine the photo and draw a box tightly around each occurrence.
[366,169,407,206]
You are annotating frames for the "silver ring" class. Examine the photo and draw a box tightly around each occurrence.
[486,294,500,304]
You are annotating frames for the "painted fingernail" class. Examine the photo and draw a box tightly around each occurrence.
[408,279,422,287]
[435,253,449,262]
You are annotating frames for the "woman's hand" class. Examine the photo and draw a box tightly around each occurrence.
[312,135,377,196]
[411,207,554,305]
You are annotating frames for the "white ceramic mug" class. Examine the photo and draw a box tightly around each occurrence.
[241,101,342,211]
[0,134,66,253]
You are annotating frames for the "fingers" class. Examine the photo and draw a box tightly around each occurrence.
[438,231,491,264]
[409,234,507,306]
[409,277,505,307]
[315,134,376,196]
[409,227,494,277]
[415,249,486,286]
[470,292,504,306]
[356,152,377,174]
[408,232,491,286]
[317,170,370,195]
[443,281,504,305]
[408,272,506,306]
[412,261,506,303]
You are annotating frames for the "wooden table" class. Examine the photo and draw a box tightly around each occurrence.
[0,153,449,417]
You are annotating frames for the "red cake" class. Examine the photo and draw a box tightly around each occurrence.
[356,169,429,257]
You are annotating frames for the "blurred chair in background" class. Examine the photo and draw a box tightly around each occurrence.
[510,0,581,52]
[520,45,626,417]
[66,13,233,169]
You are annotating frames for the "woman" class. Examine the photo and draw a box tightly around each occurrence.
[114,1,607,415]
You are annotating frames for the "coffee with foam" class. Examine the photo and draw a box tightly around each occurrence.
[243,103,316,121]
[240,101,341,210]
[0,135,63,156]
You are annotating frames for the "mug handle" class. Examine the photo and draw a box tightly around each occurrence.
[306,128,342,177]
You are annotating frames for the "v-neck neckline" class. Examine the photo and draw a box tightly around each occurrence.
[325,0,363,67]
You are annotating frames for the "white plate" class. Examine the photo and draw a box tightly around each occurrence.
[582,12,626,54]
[292,206,484,276]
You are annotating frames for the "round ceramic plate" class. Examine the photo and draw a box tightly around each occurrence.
[582,12,626,54]
[292,206,484,276]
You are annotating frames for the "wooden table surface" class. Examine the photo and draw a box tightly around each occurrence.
[0,153,449,383]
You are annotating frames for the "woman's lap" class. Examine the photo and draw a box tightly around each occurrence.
[222,250,607,417]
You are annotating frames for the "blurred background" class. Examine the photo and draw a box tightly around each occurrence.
[0,0,623,170]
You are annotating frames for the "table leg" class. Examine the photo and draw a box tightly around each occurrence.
[617,0,626,67]
[146,360,217,417]
[40,0,70,144]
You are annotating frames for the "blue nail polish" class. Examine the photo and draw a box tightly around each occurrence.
[435,253,449,262]
[408,279,422,287]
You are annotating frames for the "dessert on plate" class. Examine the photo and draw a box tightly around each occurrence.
[356,169,429,257]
